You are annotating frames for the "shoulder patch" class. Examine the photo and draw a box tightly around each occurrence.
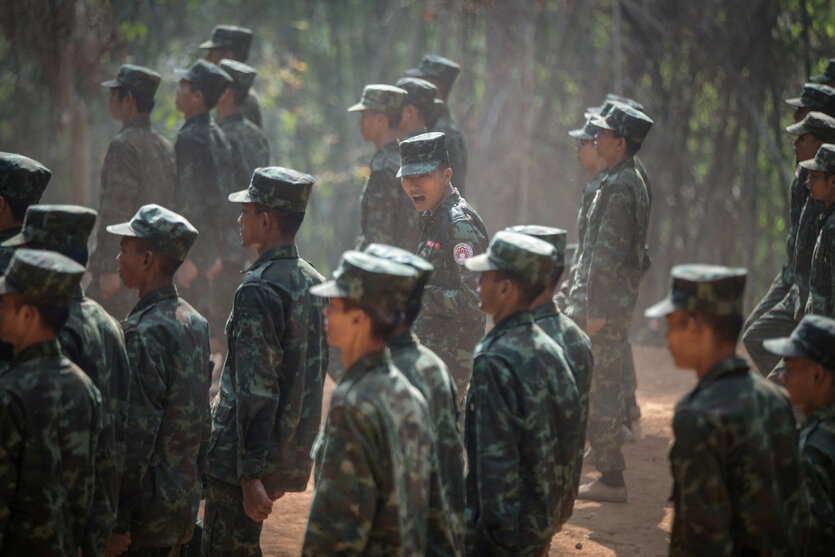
[453,242,474,265]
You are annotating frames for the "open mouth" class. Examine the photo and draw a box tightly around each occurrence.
[412,195,425,205]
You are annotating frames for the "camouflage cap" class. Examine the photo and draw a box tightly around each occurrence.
[106,204,198,262]
[405,55,461,90]
[786,111,835,143]
[644,264,746,318]
[228,166,315,211]
[0,248,84,307]
[591,104,654,144]
[784,83,835,114]
[465,230,555,286]
[219,59,257,92]
[3,205,96,249]
[506,225,568,268]
[199,25,253,55]
[101,64,162,98]
[174,59,232,100]
[0,152,51,204]
[395,77,444,114]
[364,242,434,287]
[763,314,835,372]
[347,84,407,119]
[309,250,418,312]
[569,116,601,140]
[798,143,835,173]
[397,131,448,178]
[810,58,835,84]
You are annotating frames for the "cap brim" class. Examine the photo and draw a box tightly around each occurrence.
[784,97,804,107]
[101,79,121,88]
[105,222,138,237]
[1,232,26,248]
[762,337,807,359]
[397,161,442,178]
[199,39,221,49]
[644,297,678,318]
[347,101,370,112]
[404,67,423,78]
[590,114,614,131]
[174,69,192,81]
[785,121,807,135]
[228,189,253,203]
[463,253,497,272]
[569,128,593,140]
[309,280,347,298]
[798,158,826,171]
[0,276,18,296]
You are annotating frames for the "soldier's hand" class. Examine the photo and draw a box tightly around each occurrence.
[206,257,223,281]
[176,258,199,288]
[587,317,606,335]
[268,490,285,501]
[100,272,122,299]
[241,478,273,522]
[105,531,131,556]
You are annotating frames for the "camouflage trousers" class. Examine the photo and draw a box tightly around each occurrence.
[414,317,477,410]
[587,324,629,474]
[209,265,240,344]
[622,343,640,424]
[742,276,795,377]
[202,477,263,557]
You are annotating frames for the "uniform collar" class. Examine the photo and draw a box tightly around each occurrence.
[13,339,61,365]
[805,401,835,426]
[218,112,245,127]
[131,284,178,316]
[484,310,534,342]
[424,187,461,220]
[123,115,152,130]
[246,244,299,271]
[388,329,419,351]
[342,348,391,382]
[182,112,211,128]
[695,356,749,388]
[531,300,559,320]
[0,227,21,243]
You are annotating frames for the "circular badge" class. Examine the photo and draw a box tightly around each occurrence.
[453,242,474,265]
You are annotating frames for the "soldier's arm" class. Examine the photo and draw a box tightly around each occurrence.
[465,353,521,556]
[357,169,401,250]
[302,402,377,556]
[422,219,485,320]
[801,432,835,552]
[114,326,169,533]
[175,136,217,268]
[669,409,733,555]
[232,284,284,480]
[586,186,635,320]
[0,394,23,550]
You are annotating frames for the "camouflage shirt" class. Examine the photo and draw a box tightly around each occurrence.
[0,340,101,556]
[207,244,327,491]
[465,311,582,556]
[799,402,835,553]
[303,349,436,556]
[531,299,593,513]
[806,210,835,316]
[567,158,649,330]
[669,357,807,556]
[89,116,176,278]
[58,286,131,556]
[355,140,421,252]
[413,189,488,373]
[430,105,468,195]
[241,91,262,128]
[388,330,464,554]
[785,167,810,286]
[116,285,212,547]
[794,197,830,315]
[174,112,235,269]
[0,228,18,363]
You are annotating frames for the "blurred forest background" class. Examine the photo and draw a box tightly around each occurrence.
[1,0,834,332]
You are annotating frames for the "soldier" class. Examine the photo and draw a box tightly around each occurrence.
[364,242,464,553]
[565,104,652,503]
[406,54,468,195]
[0,152,51,271]
[396,77,443,140]
[508,224,592,513]
[2,205,131,557]
[213,58,270,343]
[203,167,328,556]
[802,143,835,316]
[743,111,835,375]
[105,205,211,556]
[0,249,101,555]
[811,58,835,88]
[347,84,420,252]
[173,59,235,323]
[90,64,176,320]
[399,131,488,408]
[201,25,262,128]
[464,230,581,554]
[304,251,437,555]
[765,314,835,553]
[645,264,807,556]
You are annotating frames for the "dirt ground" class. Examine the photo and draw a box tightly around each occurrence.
[253,342,696,556]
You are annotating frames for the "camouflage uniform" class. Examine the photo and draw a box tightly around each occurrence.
[348,84,421,251]
[90,65,176,320]
[406,55,468,195]
[464,231,582,554]
[204,168,328,555]
[173,60,235,319]
[2,204,132,556]
[801,143,835,317]
[811,57,835,87]
[0,250,102,556]
[364,242,465,552]
[305,251,444,556]
[200,25,262,128]
[106,205,212,552]
[0,153,50,273]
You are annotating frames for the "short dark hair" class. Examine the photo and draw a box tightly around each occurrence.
[381,110,401,131]
[190,82,226,110]
[547,266,565,291]
[14,295,70,332]
[117,87,155,114]
[625,138,642,156]
[342,298,401,342]
[694,311,744,344]
[231,84,248,106]
[496,271,546,307]
[256,205,306,238]
[157,253,183,277]
[4,196,30,221]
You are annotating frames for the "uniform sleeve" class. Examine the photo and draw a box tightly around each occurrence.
[669,409,733,556]
[586,185,636,319]
[465,353,522,557]
[233,285,284,479]
[302,403,379,555]
[802,431,835,552]
[115,327,169,532]
[0,394,23,551]
[175,135,217,267]
[356,168,401,250]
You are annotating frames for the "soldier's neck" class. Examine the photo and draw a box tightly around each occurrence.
[341,338,387,371]
[373,127,399,150]
[216,104,241,121]
[13,328,56,357]
[530,287,556,310]
[694,344,737,379]
[182,106,209,122]
[255,235,294,258]
[587,158,607,176]
[120,106,143,126]
[138,275,173,300]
